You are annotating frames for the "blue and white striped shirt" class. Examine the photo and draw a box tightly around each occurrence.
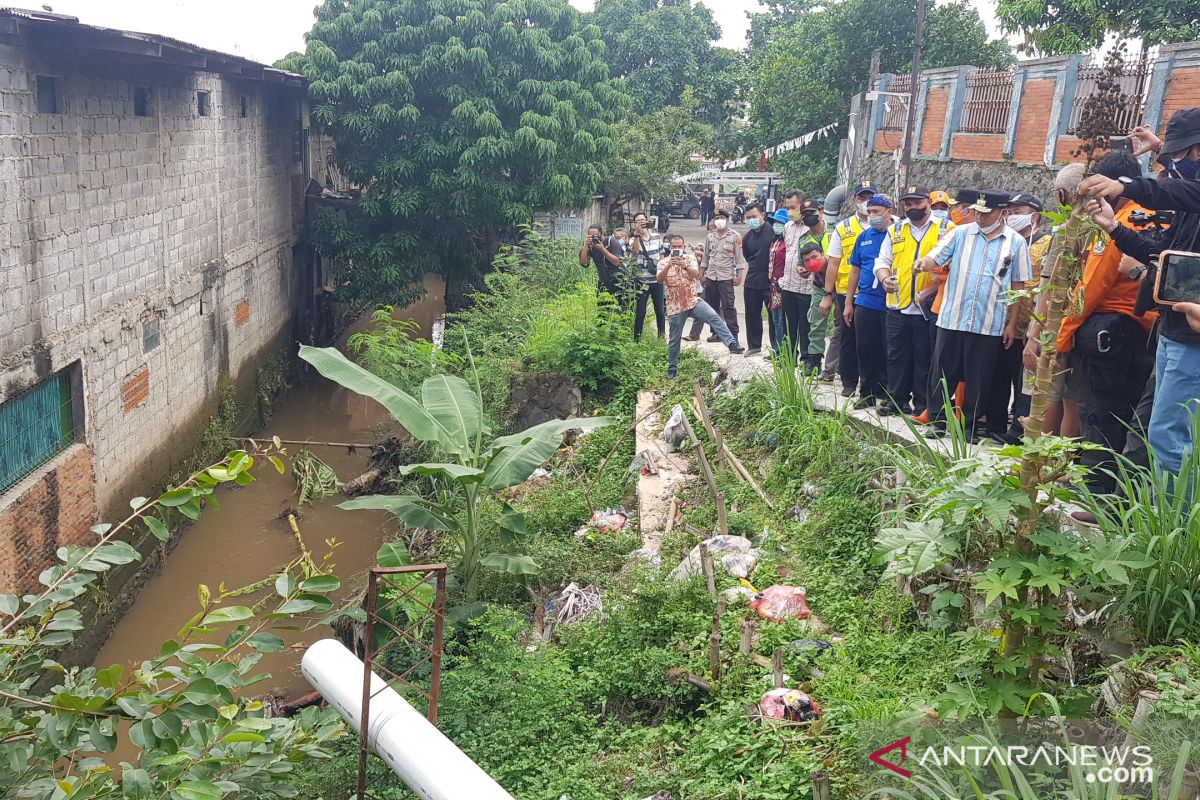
[927,224,1033,337]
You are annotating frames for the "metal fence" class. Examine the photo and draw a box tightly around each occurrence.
[960,69,1015,133]
[878,73,912,131]
[1067,56,1153,136]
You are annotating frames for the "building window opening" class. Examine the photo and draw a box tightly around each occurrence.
[35,75,59,114]
[142,320,159,353]
[0,370,79,494]
[197,90,211,117]
[134,86,151,117]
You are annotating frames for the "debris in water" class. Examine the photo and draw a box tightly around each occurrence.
[292,448,341,505]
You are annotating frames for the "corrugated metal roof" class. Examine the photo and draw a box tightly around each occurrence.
[0,6,306,87]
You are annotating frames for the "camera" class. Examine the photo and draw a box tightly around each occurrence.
[591,234,602,245]
[1129,209,1175,228]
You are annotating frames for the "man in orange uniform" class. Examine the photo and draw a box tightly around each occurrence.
[1057,151,1158,494]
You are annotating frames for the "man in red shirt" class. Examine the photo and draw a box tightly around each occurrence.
[1058,151,1158,494]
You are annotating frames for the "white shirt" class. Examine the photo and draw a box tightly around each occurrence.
[876,218,932,316]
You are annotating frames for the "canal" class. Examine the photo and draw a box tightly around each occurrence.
[95,275,447,699]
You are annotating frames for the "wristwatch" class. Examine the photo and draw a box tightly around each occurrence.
[1128,264,1147,281]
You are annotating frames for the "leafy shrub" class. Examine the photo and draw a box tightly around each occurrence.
[347,309,462,391]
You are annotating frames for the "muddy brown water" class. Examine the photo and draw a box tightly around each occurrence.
[95,275,447,700]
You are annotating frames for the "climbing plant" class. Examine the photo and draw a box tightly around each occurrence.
[0,447,346,799]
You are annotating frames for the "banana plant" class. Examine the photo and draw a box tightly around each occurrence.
[299,345,609,601]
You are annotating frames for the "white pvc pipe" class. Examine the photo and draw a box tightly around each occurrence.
[301,638,515,800]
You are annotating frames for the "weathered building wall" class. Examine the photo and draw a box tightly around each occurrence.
[0,14,312,594]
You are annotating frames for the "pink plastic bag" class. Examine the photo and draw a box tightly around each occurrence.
[759,688,821,722]
[748,585,811,621]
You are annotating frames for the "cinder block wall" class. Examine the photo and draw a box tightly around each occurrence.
[0,43,309,591]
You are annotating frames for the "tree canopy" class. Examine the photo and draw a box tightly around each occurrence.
[746,0,1012,194]
[997,0,1200,55]
[279,0,627,303]
[606,88,713,203]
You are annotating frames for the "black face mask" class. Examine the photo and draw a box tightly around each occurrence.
[905,207,929,223]
[801,214,820,227]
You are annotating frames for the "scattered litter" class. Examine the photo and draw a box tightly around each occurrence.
[574,507,630,538]
[800,481,820,500]
[787,639,833,656]
[722,586,755,603]
[542,583,604,640]
[629,449,660,475]
[784,506,809,525]
[669,535,758,581]
[659,404,688,452]
[531,467,552,479]
[749,585,811,621]
[758,688,821,722]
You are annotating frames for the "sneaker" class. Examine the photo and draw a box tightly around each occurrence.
[728,343,746,354]
[818,371,836,382]
[706,334,721,343]
[744,348,761,357]
[1070,509,1099,527]
[852,395,876,410]
[666,369,678,380]
[840,387,855,398]
[877,403,901,417]
[682,334,699,342]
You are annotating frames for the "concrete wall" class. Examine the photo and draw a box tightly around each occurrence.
[863,41,1200,197]
[0,38,310,592]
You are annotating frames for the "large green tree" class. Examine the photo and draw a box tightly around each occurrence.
[997,0,1199,55]
[606,88,713,204]
[745,0,1012,194]
[280,0,626,304]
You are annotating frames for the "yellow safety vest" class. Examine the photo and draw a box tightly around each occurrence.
[885,217,955,310]
[834,216,865,295]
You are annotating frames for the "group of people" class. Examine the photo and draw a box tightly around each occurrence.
[581,105,1200,496]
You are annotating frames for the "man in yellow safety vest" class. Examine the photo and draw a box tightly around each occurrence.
[873,185,955,416]
[820,180,876,397]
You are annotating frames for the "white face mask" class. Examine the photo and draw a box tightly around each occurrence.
[714,219,728,231]
[772,223,785,235]
[978,219,1003,235]
[931,209,949,221]
[1007,213,1034,232]
[856,201,869,215]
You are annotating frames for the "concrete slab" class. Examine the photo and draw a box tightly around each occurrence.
[634,389,695,557]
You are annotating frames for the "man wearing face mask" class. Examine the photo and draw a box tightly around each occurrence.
[778,194,822,364]
[689,209,745,344]
[822,181,876,394]
[916,190,1032,440]
[742,204,775,355]
[799,198,831,374]
[844,194,895,410]
[873,186,954,417]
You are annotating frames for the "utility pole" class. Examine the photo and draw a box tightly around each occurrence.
[899,0,925,188]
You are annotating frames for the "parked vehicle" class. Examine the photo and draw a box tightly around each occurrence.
[667,190,702,220]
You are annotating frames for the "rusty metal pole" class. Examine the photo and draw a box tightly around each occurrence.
[428,568,447,725]
[899,0,926,188]
[357,569,381,800]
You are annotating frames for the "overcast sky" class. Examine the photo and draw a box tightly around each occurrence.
[11,0,1009,63]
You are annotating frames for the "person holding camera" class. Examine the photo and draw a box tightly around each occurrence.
[579,224,625,301]
[629,211,666,341]
[659,233,744,379]
[1080,107,1200,476]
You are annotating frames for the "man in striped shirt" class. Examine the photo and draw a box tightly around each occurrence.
[916,190,1033,439]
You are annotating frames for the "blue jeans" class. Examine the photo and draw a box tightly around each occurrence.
[1149,336,1200,475]
[668,300,736,374]
[770,307,786,352]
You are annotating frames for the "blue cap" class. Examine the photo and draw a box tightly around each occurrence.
[868,193,893,209]
[853,180,875,196]
[771,208,790,224]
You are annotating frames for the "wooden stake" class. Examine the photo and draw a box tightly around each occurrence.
[723,444,776,510]
[713,425,726,472]
[773,647,784,688]
[699,543,717,598]
[739,620,754,655]
[663,496,677,540]
[812,771,831,800]
[710,595,726,679]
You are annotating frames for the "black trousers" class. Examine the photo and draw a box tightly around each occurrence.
[634,281,665,340]
[690,279,738,340]
[983,338,1024,432]
[928,329,1002,431]
[779,290,811,358]
[853,305,888,400]
[835,294,859,392]
[700,210,712,226]
[744,284,772,350]
[1075,313,1153,493]
[885,311,931,413]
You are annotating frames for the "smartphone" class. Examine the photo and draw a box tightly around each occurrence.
[1154,250,1200,304]
[1108,136,1132,152]
[670,248,684,258]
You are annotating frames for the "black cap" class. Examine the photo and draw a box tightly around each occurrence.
[967,190,1011,213]
[800,198,822,212]
[1162,107,1200,154]
[900,184,931,200]
[1008,193,1044,212]
[954,188,981,207]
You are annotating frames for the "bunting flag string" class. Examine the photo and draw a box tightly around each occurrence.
[723,121,840,170]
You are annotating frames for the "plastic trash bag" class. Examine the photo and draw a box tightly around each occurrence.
[669,535,758,581]
[574,507,630,538]
[748,585,811,621]
[659,404,688,452]
[759,688,821,722]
